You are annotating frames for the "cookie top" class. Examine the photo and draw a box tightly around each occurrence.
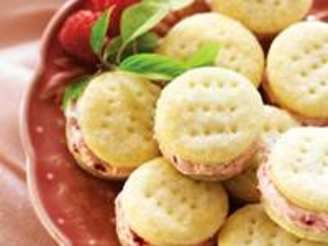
[267,22,328,119]
[269,127,328,212]
[219,204,325,246]
[157,13,264,87]
[79,71,160,168]
[261,105,300,146]
[155,67,264,166]
[210,0,312,34]
[120,158,228,245]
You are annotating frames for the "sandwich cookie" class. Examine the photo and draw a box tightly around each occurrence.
[210,0,312,35]
[155,67,265,181]
[224,106,300,202]
[65,71,161,179]
[115,158,229,246]
[219,204,326,246]
[258,127,328,243]
[157,13,265,87]
[266,22,328,126]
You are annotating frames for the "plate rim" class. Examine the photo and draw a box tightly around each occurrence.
[20,0,81,245]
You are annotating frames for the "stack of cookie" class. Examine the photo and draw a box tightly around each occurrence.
[63,0,328,245]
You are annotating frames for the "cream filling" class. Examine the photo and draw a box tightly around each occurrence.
[258,164,328,233]
[162,141,260,181]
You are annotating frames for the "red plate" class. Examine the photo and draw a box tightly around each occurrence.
[21,0,328,245]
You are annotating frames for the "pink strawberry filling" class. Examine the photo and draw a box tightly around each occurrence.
[162,142,260,181]
[258,164,328,233]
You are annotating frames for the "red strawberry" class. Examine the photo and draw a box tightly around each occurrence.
[88,0,140,36]
[59,10,100,65]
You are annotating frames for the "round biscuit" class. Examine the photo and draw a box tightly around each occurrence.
[210,0,312,34]
[269,127,328,212]
[79,71,160,168]
[155,67,265,166]
[224,106,300,202]
[267,21,328,120]
[157,13,265,87]
[219,204,326,246]
[120,158,228,245]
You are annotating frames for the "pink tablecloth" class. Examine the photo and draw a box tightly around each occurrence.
[0,1,64,245]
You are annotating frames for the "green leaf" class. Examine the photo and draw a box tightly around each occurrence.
[145,0,194,11]
[119,54,187,80]
[105,32,159,64]
[137,32,159,52]
[104,36,123,62]
[117,0,192,62]
[118,42,222,81]
[121,2,169,46]
[185,42,222,68]
[168,0,194,10]
[62,76,90,110]
[90,8,113,56]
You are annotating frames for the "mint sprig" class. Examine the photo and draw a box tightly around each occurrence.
[89,0,194,66]
[119,42,221,81]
